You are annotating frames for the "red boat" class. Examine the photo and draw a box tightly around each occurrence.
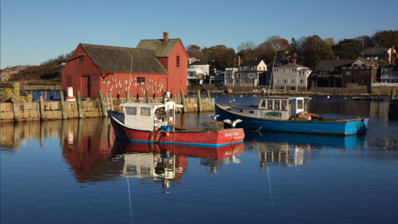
[108,101,244,147]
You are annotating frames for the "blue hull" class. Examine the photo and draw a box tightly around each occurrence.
[215,104,368,136]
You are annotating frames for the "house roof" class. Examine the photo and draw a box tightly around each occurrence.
[240,60,263,67]
[136,38,181,57]
[80,44,168,74]
[190,61,208,65]
[313,60,354,73]
[277,63,308,69]
[362,48,390,55]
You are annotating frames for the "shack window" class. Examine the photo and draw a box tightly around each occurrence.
[79,57,83,63]
[297,99,303,109]
[137,77,145,85]
[141,107,150,116]
[176,56,180,67]
[125,107,137,115]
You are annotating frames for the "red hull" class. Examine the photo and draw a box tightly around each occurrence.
[110,117,244,147]
[118,142,244,160]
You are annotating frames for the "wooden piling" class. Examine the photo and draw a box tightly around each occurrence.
[125,91,129,102]
[12,95,19,122]
[76,91,83,119]
[60,91,67,120]
[145,90,150,103]
[50,90,54,100]
[389,89,396,115]
[207,90,211,98]
[98,90,108,117]
[180,90,186,113]
[77,118,82,147]
[197,90,202,113]
[44,91,48,100]
[39,94,45,121]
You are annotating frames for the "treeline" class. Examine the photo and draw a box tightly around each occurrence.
[187,30,398,71]
[8,51,73,82]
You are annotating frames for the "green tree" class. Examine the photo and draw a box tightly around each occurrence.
[372,30,398,48]
[237,41,257,61]
[356,35,374,48]
[295,35,335,69]
[332,39,364,60]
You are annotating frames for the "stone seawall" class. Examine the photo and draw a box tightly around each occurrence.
[0,96,215,123]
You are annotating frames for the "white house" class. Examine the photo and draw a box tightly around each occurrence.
[273,62,312,91]
[187,60,209,85]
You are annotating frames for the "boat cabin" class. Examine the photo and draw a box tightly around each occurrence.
[230,96,310,120]
[121,101,183,131]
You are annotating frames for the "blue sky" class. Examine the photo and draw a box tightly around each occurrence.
[1,0,397,69]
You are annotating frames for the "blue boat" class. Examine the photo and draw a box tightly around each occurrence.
[215,96,368,136]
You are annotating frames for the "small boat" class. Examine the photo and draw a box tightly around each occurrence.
[215,96,369,136]
[108,101,244,147]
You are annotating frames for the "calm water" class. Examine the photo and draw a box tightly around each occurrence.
[1,95,398,224]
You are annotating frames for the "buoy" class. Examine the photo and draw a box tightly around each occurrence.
[327,96,330,98]
[166,132,170,137]
[240,95,242,97]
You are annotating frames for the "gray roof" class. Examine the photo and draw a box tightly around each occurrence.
[136,39,180,57]
[362,48,390,55]
[277,63,308,69]
[81,44,168,74]
[190,61,208,65]
[313,60,354,73]
[240,59,263,67]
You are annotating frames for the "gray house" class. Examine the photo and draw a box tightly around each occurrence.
[272,63,312,91]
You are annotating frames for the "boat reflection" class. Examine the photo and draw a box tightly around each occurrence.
[243,131,368,171]
[112,141,244,188]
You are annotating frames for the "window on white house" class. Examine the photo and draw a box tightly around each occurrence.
[291,79,296,83]
[283,69,287,73]
[292,69,297,73]
[300,79,304,84]
[283,79,288,84]
[274,69,279,73]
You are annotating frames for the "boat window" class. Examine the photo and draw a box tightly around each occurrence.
[261,100,266,108]
[274,100,280,110]
[125,107,137,115]
[281,100,288,110]
[141,107,151,116]
[267,100,273,109]
[297,99,303,109]
[240,109,243,113]
[250,111,255,114]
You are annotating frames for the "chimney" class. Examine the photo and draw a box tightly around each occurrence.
[293,58,296,64]
[391,45,395,65]
[336,56,339,60]
[163,32,169,42]
[238,56,241,66]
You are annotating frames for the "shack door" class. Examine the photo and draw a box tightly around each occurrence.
[82,76,91,97]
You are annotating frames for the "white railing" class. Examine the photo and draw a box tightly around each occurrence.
[372,83,398,87]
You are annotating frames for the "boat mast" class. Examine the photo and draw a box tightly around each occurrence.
[268,56,276,96]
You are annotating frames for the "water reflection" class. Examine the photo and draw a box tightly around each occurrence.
[243,131,369,172]
[112,141,244,188]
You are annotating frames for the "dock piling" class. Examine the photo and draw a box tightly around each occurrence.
[197,90,202,113]
[98,90,108,117]
[77,91,83,119]
[60,91,67,120]
[180,90,186,113]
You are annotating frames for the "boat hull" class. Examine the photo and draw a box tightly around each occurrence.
[110,115,244,147]
[215,104,368,135]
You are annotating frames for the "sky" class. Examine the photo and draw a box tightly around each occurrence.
[1,0,397,69]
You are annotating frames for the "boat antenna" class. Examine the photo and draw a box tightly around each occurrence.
[268,56,276,96]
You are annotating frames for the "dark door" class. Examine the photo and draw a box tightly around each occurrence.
[82,76,90,97]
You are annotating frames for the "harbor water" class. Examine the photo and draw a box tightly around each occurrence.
[1,94,397,224]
